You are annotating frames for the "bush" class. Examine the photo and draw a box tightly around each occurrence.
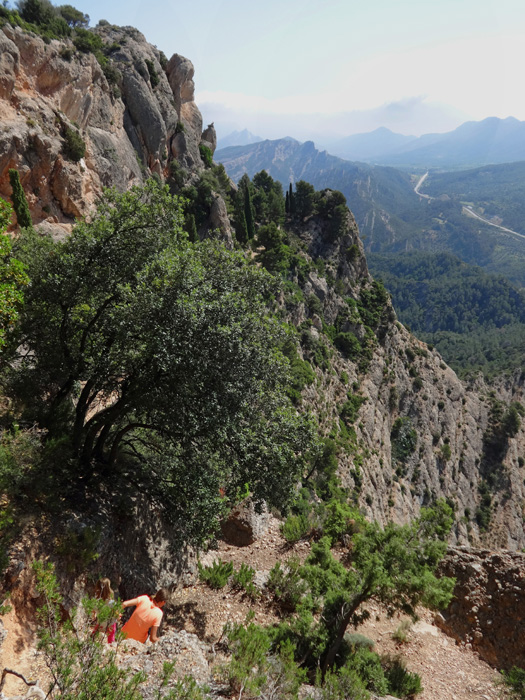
[391,417,417,464]
[501,666,525,699]
[8,169,32,229]
[169,159,188,189]
[382,655,422,697]
[340,393,366,425]
[224,619,306,700]
[199,143,213,168]
[344,646,388,696]
[320,666,369,700]
[144,58,159,88]
[63,126,86,162]
[197,559,233,589]
[231,563,259,600]
[267,559,308,611]
[334,331,362,359]
[281,513,311,543]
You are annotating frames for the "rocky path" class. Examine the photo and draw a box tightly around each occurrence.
[0,516,508,699]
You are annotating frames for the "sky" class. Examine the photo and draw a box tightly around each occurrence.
[60,0,525,144]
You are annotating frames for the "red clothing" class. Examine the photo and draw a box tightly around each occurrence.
[121,595,163,643]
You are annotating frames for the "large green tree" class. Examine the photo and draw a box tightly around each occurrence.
[11,181,315,542]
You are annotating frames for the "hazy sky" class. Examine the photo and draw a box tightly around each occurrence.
[69,0,525,142]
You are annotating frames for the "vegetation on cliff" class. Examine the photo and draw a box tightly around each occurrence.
[2,181,317,546]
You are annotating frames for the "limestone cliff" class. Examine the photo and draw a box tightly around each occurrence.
[281,205,525,551]
[0,21,215,232]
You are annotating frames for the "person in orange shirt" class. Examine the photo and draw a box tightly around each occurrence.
[121,589,167,643]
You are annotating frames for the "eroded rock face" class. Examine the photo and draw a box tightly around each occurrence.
[0,23,209,229]
[438,546,525,670]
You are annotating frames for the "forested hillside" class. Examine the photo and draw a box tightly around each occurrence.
[369,252,525,376]
[420,161,525,235]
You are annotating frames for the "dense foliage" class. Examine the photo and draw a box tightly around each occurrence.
[369,251,525,377]
[5,181,316,545]
[270,500,455,676]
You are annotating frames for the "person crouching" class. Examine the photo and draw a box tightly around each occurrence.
[121,589,167,643]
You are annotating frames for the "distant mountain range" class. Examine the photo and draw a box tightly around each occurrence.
[215,136,525,287]
[216,129,262,150]
[326,117,525,169]
[219,117,525,170]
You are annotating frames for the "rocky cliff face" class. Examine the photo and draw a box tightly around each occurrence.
[280,205,525,552]
[0,21,215,233]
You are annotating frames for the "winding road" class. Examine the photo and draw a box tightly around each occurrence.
[414,171,525,240]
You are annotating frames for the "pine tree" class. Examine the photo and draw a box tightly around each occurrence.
[8,169,32,229]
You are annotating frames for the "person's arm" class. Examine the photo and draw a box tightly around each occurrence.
[149,625,159,643]
[122,598,139,608]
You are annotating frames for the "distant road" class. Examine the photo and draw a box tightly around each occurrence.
[414,171,525,240]
[414,172,431,199]
[462,206,525,240]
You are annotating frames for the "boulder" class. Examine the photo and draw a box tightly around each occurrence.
[220,500,272,546]
[438,546,525,669]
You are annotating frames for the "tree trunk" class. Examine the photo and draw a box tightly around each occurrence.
[320,590,370,676]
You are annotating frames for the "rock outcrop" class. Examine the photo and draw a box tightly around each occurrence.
[439,546,525,669]
[0,22,214,231]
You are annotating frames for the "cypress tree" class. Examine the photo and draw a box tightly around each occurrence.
[234,191,248,243]
[285,190,289,214]
[8,169,32,229]
[288,182,295,216]
[244,184,255,240]
[185,213,198,243]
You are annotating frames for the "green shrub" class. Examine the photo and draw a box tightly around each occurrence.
[231,563,259,600]
[320,666,369,700]
[169,159,188,189]
[63,126,86,162]
[382,655,422,697]
[340,394,366,425]
[346,244,360,263]
[267,559,308,611]
[282,513,311,543]
[198,559,233,589]
[322,500,360,543]
[199,143,213,168]
[224,619,305,700]
[144,58,159,88]
[343,646,389,695]
[334,331,362,359]
[440,443,452,461]
[8,169,32,229]
[391,417,417,464]
[501,666,525,699]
